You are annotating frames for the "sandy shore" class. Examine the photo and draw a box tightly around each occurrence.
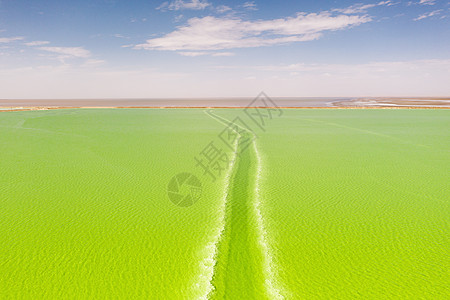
[332,97,450,108]
[1,97,449,112]
[1,106,449,113]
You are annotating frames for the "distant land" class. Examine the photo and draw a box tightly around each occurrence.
[0,97,449,111]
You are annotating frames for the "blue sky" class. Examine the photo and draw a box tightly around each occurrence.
[0,0,449,98]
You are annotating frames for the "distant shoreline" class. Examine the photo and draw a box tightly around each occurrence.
[1,106,449,112]
[1,97,449,111]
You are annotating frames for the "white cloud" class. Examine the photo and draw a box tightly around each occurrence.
[333,1,394,14]
[38,46,91,58]
[257,59,450,74]
[178,51,235,56]
[419,0,436,5]
[212,52,235,57]
[242,1,257,11]
[178,51,209,56]
[157,0,210,11]
[82,59,106,67]
[135,12,371,51]
[174,14,184,22]
[24,40,50,46]
[0,36,24,43]
[414,9,442,20]
[216,5,232,14]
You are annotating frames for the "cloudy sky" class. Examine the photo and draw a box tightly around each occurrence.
[0,0,449,98]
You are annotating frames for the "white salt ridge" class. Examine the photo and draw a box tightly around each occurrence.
[193,130,239,300]
[253,139,286,299]
[200,109,285,299]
